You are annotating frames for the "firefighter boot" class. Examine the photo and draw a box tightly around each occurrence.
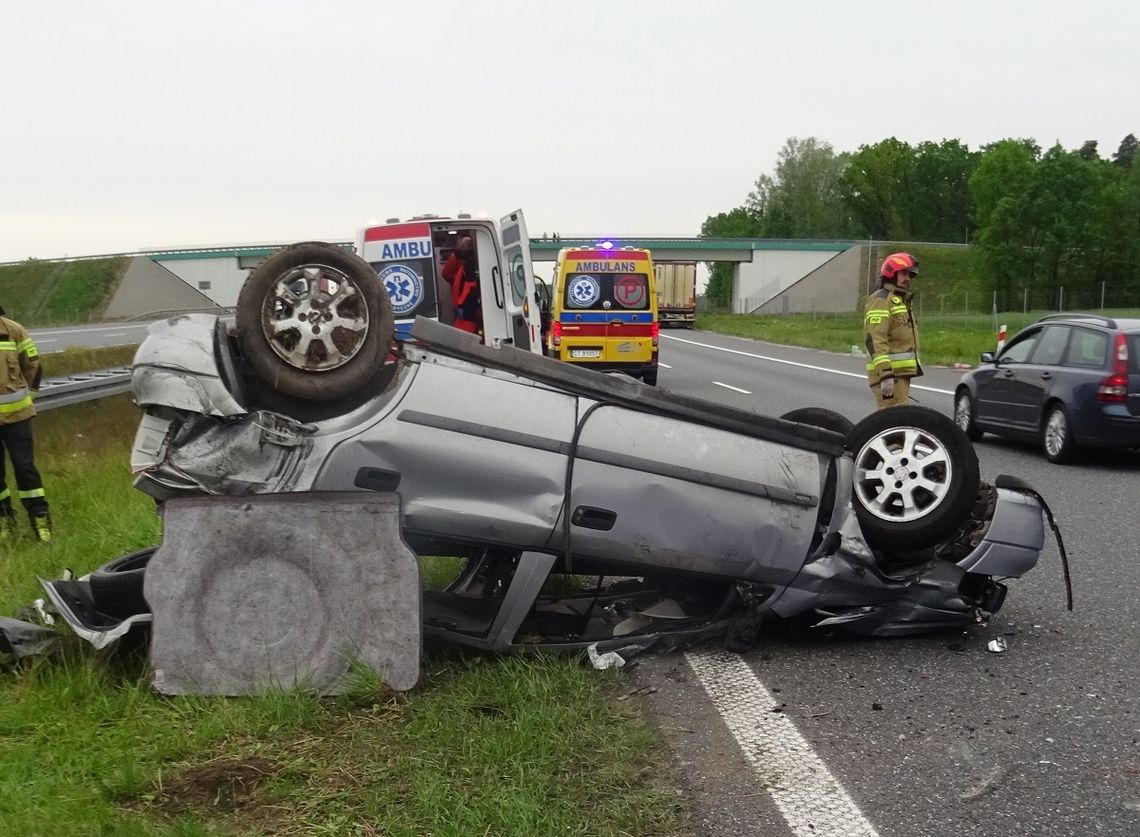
[0,510,16,543]
[30,513,52,544]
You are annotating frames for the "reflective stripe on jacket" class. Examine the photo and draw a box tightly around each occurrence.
[863,285,922,386]
[0,317,40,424]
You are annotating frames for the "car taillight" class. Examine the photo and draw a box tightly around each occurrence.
[1097,373,1128,402]
[552,321,562,347]
[1098,333,1130,403]
[651,321,659,348]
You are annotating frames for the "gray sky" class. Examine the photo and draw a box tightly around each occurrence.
[2,0,1136,263]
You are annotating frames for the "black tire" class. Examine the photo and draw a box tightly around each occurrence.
[642,368,659,387]
[235,242,394,401]
[954,387,984,442]
[846,406,980,550]
[780,407,855,436]
[88,547,156,618]
[1042,402,1078,464]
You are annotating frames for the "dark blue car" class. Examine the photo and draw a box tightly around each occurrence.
[955,314,1140,463]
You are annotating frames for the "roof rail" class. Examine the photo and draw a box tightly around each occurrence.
[1034,313,1117,328]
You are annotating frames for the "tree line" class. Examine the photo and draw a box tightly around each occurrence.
[702,134,1140,311]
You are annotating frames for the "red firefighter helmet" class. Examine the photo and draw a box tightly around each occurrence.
[880,252,919,283]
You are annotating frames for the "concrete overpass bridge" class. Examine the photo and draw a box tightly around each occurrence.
[18,236,872,320]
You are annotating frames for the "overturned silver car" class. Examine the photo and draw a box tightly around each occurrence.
[47,243,1057,657]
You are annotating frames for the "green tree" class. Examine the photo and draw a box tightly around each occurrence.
[840,137,917,239]
[745,137,853,238]
[700,206,761,307]
[969,140,1040,307]
[910,140,980,242]
[1113,133,1138,169]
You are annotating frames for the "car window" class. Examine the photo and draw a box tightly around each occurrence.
[1129,334,1140,373]
[1030,326,1070,365]
[1064,328,1108,368]
[999,330,1040,363]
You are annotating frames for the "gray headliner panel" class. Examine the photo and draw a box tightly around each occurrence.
[146,492,421,695]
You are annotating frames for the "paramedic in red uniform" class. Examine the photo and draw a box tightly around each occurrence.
[441,236,482,335]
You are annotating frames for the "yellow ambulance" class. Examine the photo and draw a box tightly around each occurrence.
[547,244,659,385]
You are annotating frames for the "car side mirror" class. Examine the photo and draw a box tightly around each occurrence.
[980,351,995,364]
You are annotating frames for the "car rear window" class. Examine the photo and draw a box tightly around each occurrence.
[1065,328,1107,368]
[1130,334,1140,373]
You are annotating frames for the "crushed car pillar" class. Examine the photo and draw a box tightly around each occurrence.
[145,492,420,695]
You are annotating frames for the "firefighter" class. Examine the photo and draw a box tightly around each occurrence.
[0,306,51,542]
[864,253,922,409]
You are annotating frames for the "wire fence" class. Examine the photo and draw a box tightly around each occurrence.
[700,283,1140,329]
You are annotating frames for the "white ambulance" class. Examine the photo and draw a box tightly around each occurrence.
[355,210,545,354]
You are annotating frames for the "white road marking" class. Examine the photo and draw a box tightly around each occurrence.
[31,324,150,337]
[663,333,953,396]
[36,339,58,344]
[686,649,879,837]
[658,362,672,369]
[103,332,128,338]
[713,381,751,395]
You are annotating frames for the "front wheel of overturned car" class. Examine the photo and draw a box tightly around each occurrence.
[846,406,980,550]
[235,242,395,401]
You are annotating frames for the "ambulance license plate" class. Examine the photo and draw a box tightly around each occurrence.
[571,348,602,358]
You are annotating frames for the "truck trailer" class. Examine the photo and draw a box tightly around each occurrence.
[655,262,696,328]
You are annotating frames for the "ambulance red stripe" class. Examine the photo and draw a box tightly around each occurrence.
[558,324,655,337]
[363,222,432,242]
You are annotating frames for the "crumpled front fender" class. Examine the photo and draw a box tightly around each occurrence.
[132,314,245,417]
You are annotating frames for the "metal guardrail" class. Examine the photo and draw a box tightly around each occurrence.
[35,367,132,411]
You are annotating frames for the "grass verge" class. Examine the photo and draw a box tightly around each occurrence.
[0,257,128,325]
[39,344,139,378]
[695,308,1140,367]
[1,398,685,836]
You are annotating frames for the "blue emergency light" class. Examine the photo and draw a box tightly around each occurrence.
[598,240,615,250]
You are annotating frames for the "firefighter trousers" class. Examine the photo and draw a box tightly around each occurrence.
[0,419,48,519]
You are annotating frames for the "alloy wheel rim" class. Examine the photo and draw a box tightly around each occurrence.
[261,264,370,371]
[854,425,954,524]
[955,395,971,432]
[1045,411,1067,457]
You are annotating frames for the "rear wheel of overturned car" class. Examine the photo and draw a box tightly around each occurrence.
[88,547,155,619]
[846,406,980,550]
[235,242,394,401]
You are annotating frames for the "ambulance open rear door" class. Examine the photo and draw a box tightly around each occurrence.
[498,209,543,354]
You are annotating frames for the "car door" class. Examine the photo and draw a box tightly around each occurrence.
[603,271,655,366]
[557,401,823,583]
[1007,325,1070,432]
[499,210,543,353]
[978,328,1041,427]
